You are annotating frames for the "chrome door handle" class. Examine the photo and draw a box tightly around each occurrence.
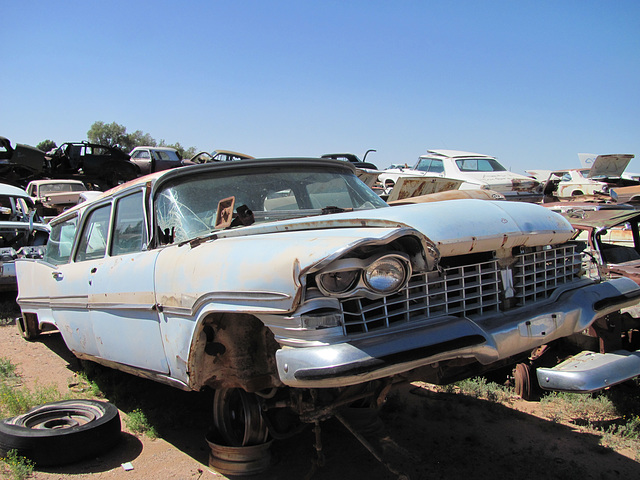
[52,271,63,280]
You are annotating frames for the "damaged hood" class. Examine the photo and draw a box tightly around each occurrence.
[209,200,574,257]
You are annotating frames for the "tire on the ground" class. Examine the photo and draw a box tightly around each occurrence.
[0,399,121,466]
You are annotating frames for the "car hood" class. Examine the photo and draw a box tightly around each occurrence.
[579,153,634,178]
[210,200,572,256]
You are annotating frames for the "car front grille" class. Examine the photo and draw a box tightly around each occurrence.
[340,245,582,335]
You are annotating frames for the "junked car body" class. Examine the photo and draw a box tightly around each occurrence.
[0,183,49,291]
[129,146,184,174]
[530,154,636,202]
[378,150,541,201]
[186,150,255,165]
[25,179,92,218]
[43,142,140,190]
[0,136,44,188]
[321,151,378,170]
[15,158,640,446]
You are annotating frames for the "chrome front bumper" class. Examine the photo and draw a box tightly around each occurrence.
[275,277,640,388]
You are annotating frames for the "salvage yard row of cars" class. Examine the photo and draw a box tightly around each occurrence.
[2,135,640,471]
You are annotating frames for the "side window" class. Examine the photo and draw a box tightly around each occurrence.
[111,192,146,256]
[456,159,478,172]
[415,159,431,172]
[44,216,78,265]
[428,160,444,173]
[75,204,112,262]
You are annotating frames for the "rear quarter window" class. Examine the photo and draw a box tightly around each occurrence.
[44,216,79,265]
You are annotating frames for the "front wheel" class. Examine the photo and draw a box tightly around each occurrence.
[213,388,269,447]
[0,399,121,466]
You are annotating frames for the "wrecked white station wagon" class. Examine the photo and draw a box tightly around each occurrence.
[15,158,640,447]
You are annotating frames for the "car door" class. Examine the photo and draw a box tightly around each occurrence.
[16,213,102,357]
[84,191,169,373]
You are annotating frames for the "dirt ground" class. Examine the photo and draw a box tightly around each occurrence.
[2,313,640,480]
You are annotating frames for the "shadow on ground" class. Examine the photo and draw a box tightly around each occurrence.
[6,298,639,480]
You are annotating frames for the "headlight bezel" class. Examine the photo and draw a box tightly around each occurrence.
[362,255,411,294]
[316,252,411,299]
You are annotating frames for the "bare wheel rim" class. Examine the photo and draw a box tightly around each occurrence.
[514,363,532,400]
[21,407,99,429]
[213,388,269,447]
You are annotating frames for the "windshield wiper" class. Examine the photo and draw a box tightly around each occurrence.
[321,206,353,215]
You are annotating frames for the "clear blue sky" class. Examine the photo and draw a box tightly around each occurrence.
[3,1,639,173]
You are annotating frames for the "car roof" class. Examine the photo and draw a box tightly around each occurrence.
[212,150,254,158]
[0,182,30,197]
[421,149,497,160]
[131,146,178,152]
[29,179,86,185]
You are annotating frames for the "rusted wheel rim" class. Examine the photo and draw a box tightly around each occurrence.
[213,388,269,447]
[514,363,532,400]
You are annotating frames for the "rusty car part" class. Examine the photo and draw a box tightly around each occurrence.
[385,176,463,202]
[514,362,534,400]
[387,188,505,205]
[205,432,273,476]
[213,388,269,447]
[610,184,640,204]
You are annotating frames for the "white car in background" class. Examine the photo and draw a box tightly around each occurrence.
[529,154,635,200]
[379,150,540,201]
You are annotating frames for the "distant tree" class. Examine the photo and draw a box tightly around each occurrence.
[36,140,57,152]
[87,121,198,157]
[129,131,156,149]
[87,121,130,150]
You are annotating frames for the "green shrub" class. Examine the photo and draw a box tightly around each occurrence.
[0,449,34,480]
[125,409,158,439]
[0,381,62,418]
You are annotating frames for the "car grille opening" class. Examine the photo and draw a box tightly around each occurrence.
[340,245,582,335]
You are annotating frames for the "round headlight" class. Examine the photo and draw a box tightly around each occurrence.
[317,270,359,294]
[363,256,409,294]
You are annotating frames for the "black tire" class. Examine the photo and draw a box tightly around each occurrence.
[0,399,121,466]
[16,315,39,341]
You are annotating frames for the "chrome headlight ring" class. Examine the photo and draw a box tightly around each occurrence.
[316,252,411,298]
[363,254,411,294]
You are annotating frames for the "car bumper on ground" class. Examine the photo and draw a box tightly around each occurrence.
[537,349,640,393]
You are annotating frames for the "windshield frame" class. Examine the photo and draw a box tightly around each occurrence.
[152,160,387,244]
